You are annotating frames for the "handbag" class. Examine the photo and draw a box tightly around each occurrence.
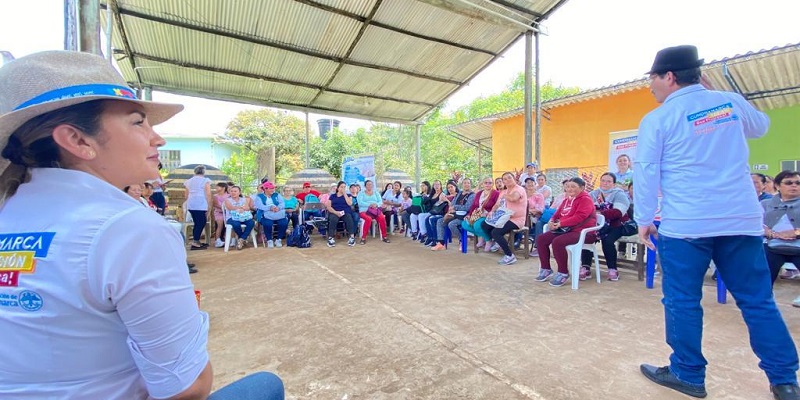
[485,200,513,228]
[366,207,381,218]
[466,208,482,226]
[429,201,448,216]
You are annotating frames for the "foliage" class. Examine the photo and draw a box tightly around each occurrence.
[222,71,582,188]
[220,151,258,195]
[218,109,306,181]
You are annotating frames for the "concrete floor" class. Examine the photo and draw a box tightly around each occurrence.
[188,236,800,400]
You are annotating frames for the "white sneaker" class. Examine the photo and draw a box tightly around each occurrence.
[498,254,517,265]
[275,239,282,248]
[214,239,224,248]
[490,243,501,252]
[327,237,336,247]
[267,240,274,249]
[229,237,237,247]
[793,296,800,308]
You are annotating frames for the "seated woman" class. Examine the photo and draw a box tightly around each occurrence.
[416,180,442,243]
[324,181,357,247]
[524,177,546,256]
[357,179,390,244]
[283,186,300,231]
[437,178,475,251]
[409,181,431,240]
[224,185,255,250]
[480,172,527,265]
[579,172,633,282]
[535,177,597,287]
[462,177,499,251]
[761,170,800,285]
[254,182,289,249]
[212,182,229,248]
[425,180,458,247]
[535,173,553,206]
[348,183,361,231]
[141,182,158,210]
[382,181,403,232]
[124,184,153,209]
[494,177,505,192]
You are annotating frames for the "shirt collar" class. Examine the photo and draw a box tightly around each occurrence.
[663,84,705,104]
[30,168,141,206]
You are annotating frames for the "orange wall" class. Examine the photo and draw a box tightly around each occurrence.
[491,88,659,173]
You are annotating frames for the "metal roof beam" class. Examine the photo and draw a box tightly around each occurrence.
[106,0,140,85]
[487,0,543,18]
[101,3,463,86]
[139,84,417,125]
[117,51,437,108]
[292,0,497,57]
[417,0,538,32]
[309,0,383,107]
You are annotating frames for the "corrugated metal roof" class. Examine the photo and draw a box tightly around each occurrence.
[450,42,800,143]
[101,0,567,123]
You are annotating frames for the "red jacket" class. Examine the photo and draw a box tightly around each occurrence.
[467,190,499,214]
[555,190,596,230]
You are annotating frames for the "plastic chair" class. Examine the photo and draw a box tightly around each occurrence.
[223,208,258,253]
[181,203,194,243]
[564,214,605,290]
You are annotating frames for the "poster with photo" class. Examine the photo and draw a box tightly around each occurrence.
[608,129,638,187]
[342,154,376,190]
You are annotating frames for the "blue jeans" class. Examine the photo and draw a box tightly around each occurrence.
[208,371,284,400]
[227,218,254,240]
[658,234,798,386]
[426,215,444,240]
[261,217,289,240]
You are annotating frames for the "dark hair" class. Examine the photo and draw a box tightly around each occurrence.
[364,179,373,188]
[403,188,412,197]
[600,172,617,183]
[381,183,392,196]
[751,173,767,184]
[3,100,106,169]
[538,173,547,181]
[568,177,586,187]
[143,182,153,189]
[774,170,800,186]
[194,165,205,175]
[337,180,347,191]
[229,185,241,192]
[462,178,471,185]
[123,185,131,193]
[524,177,535,183]
[656,68,701,86]
[216,182,229,192]
[349,183,359,189]
[420,180,431,195]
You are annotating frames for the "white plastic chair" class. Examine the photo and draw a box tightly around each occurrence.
[223,208,258,252]
[182,203,194,243]
[565,214,605,290]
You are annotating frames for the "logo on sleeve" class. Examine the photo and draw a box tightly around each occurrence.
[0,232,55,287]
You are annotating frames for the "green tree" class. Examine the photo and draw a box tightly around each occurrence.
[220,151,258,194]
[217,109,305,182]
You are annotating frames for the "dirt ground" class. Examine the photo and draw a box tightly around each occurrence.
[187,235,800,400]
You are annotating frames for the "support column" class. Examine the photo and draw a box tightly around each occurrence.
[534,32,542,166]
[523,31,533,166]
[64,0,78,51]
[143,87,152,101]
[477,143,482,177]
[78,0,102,55]
[305,112,310,168]
[105,1,113,61]
[415,124,421,189]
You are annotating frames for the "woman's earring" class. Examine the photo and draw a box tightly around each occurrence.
[87,150,96,158]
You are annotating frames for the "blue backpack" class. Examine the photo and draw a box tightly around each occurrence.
[287,225,312,248]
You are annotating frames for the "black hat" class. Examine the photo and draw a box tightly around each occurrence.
[646,45,704,75]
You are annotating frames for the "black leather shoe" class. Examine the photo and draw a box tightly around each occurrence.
[188,266,198,274]
[187,263,196,268]
[772,384,800,400]
[640,364,707,398]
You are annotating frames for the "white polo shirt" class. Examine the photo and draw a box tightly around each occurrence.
[0,168,209,399]
[634,84,769,237]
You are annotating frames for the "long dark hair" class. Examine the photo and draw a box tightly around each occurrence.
[420,180,431,196]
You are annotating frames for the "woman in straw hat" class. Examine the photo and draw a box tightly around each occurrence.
[0,51,283,399]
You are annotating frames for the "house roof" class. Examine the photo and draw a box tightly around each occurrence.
[449,42,800,143]
[101,0,569,124]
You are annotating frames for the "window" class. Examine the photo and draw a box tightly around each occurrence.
[158,150,181,170]
[780,160,800,172]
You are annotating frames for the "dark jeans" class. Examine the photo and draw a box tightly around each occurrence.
[426,215,444,241]
[400,211,411,232]
[189,209,207,242]
[481,220,519,256]
[327,211,356,237]
[581,225,628,269]
[763,244,800,284]
[658,235,798,386]
[228,218,255,240]
[261,217,288,240]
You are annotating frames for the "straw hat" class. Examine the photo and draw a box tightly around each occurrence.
[0,50,183,180]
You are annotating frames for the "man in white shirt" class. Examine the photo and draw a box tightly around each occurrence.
[634,45,798,400]
[518,161,539,185]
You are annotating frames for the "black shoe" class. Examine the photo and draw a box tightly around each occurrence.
[382,237,390,243]
[411,232,418,240]
[187,263,196,268]
[640,364,707,398]
[188,266,198,274]
[772,384,800,400]
[190,245,207,251]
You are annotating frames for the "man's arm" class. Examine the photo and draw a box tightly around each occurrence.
[634,116,663,249]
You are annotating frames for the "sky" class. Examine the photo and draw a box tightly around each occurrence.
[1,0,798,136]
